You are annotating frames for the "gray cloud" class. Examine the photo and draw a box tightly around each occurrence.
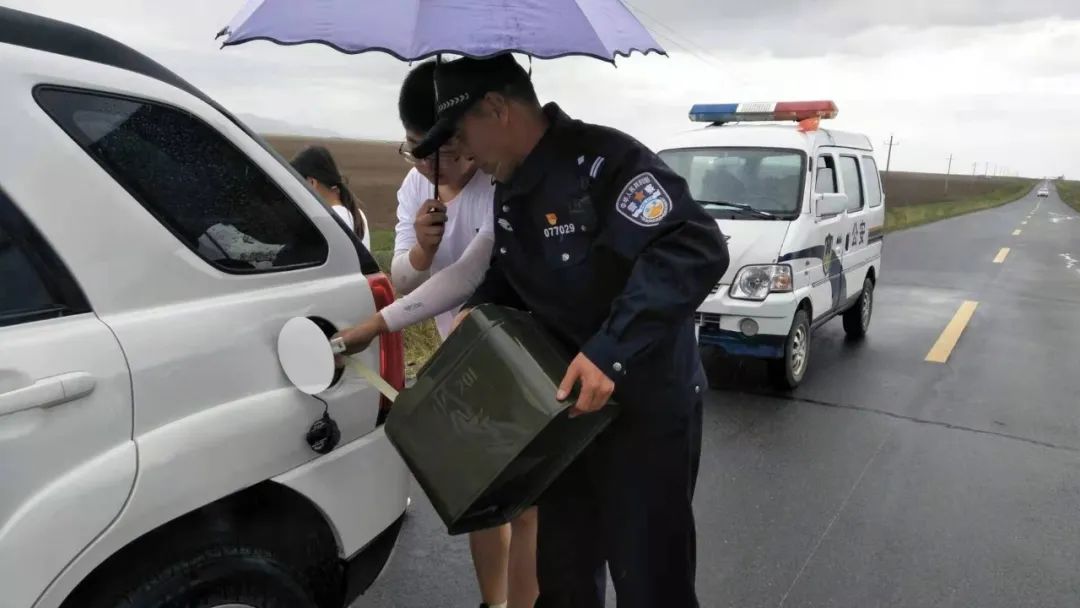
[5,0,1080,177]
[623,0,1080,58]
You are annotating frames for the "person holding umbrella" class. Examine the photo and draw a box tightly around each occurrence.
[412,54,729,608]
[334,60,537,608]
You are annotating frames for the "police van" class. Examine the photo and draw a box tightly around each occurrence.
[657,101,884,389]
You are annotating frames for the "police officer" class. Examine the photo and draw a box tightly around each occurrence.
[411,54,729,608]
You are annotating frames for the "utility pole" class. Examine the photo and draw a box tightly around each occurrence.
[945,154,954,195]
[984,162,990,178]
[883,135,899,177]
[972,162,977,176]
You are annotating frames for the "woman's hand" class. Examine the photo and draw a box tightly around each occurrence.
[333,313,389,359]
[451,308,471,333]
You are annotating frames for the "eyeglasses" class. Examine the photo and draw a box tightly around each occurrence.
[398,142,458,166]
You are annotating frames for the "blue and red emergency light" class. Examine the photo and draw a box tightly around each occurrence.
[689,100,838,124]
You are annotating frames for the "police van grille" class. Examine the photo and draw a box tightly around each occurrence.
[694,312,722,327]
[709,282,723,294]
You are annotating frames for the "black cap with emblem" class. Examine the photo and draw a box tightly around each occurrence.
[411,53,531,160]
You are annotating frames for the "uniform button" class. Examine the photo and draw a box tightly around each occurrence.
[612,362,623,373]
[581,225,588,232]
[694,385,701,394]
[502,205,510,212]
[499,247,507,255]
[561,253,570,262]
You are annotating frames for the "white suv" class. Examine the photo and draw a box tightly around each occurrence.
[0,8,410,608]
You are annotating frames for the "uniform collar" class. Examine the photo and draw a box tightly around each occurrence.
[504,102,572,198]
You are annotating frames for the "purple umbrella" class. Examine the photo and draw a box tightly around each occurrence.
[217,0,665,62]
[217,0,665,199]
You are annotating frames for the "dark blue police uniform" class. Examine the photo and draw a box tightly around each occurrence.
[464,103,730,608]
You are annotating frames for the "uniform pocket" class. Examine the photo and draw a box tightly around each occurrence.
[541,234,591,268]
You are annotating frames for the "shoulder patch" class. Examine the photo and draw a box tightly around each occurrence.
[616,172,671,227]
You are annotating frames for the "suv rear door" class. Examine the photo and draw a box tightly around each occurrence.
[0,39,394,586]
[0,189,135,608]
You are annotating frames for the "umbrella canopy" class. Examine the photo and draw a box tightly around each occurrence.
[218,0,665,62]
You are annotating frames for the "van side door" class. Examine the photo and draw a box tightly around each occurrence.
[810,151,850,320]
[836,153,870,300]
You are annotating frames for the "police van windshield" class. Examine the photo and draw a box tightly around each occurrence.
[659,148,806,219]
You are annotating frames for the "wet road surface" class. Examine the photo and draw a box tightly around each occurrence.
[356,184,1080,607]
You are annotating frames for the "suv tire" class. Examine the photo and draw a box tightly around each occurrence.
[72,544,320,608]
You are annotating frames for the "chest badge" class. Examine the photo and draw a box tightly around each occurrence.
[545,213,558,226]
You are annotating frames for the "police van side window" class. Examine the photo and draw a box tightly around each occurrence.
[34,87,328,273]
[815,155,838,194]
[0,191,91,328]
[862,156,883,207]
[838,156,864,211]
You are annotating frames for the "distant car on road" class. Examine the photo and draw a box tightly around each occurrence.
[1,7,409,608]
[659,101,884,389]
[1037,187,1050,197]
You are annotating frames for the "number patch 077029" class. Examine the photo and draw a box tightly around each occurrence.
[544,224,576,238]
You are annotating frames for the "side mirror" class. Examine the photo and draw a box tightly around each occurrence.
[816,193,848,218]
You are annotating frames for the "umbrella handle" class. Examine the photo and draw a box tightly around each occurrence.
[433,145,440,202]
[432,53,442,203]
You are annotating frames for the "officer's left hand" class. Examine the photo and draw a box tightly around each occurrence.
[557,353,615,418]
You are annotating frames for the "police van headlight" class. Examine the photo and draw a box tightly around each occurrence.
[729,265,793,301]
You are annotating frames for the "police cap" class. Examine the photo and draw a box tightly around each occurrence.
[411,53,531,160]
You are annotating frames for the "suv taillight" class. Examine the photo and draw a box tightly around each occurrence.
[366,273,405,422]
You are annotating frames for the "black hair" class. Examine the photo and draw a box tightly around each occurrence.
[399,60,438,134]
[291,145,365,240]
[492,57,540,107]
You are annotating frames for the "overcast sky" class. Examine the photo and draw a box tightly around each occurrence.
[5,0,1080,177]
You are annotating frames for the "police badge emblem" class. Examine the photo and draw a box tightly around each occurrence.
[616,172,671,227]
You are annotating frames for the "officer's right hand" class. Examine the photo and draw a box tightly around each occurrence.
[414,199,447,254]
[557,353,615,418]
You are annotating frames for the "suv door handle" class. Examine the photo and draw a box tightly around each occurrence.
[0,372,96,417]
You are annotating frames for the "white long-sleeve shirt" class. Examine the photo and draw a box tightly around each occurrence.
[384,168,495,338]
[381,232,493,335]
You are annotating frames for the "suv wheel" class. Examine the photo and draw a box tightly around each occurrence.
[768,309,811,390]
[74,544,320,608]
[63,511,338,608]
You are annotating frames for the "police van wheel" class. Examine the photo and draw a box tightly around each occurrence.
[843,278,874,339]
[769,309,810,390]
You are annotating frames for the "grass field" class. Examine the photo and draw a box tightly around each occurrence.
[884,178,1034,232]
[263,135,1034,371]
[1056,180,1080,213]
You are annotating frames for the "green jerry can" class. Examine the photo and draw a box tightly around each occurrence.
[385,304,619,535]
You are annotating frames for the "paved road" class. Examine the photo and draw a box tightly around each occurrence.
[355,184,1080,607]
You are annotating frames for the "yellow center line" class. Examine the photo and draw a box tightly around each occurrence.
[926,301,979,363]
[1012,229,1022,236]
[993,247,1010,264]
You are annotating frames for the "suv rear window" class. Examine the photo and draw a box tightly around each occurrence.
[35,87,328,273]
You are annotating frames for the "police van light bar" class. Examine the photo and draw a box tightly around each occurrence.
[689,101,839,124]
